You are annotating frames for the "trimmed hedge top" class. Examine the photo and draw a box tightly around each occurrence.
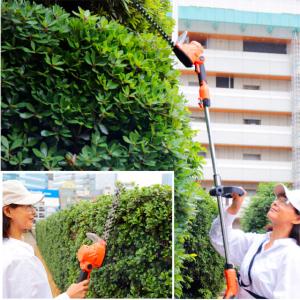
[36,184,172,298]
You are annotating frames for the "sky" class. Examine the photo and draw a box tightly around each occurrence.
[117,171,172,187]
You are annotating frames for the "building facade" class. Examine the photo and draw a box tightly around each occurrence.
[172,0,300,194]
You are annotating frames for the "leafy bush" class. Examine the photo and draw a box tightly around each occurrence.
[2,1,225,297]
[1,0,193,171]
[36,0,174,37]
[36,184,172,298]
[241,182,277,233]
[181,189,225,298]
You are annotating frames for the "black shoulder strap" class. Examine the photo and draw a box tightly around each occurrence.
[240,239,266,288]
[238,239,268,299]
[243,288,267,299]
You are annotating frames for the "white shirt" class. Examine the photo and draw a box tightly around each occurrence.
[209,211,300,299]
[3,238,69,299]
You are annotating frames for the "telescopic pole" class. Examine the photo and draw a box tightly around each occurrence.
[195,57,241,299]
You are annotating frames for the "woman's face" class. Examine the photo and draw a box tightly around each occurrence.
[3,205,36,233]
[267,194,300,226]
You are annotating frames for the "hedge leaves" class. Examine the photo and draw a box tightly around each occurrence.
[36,185,172,298]
[1,0,193,171]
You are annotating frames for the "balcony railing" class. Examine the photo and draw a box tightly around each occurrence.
[190,121,292,147]
[181,86,291,113]
[202,159,292,182]
[175,49,291,77]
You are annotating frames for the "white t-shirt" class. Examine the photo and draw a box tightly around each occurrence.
[3,237,69,299]
[209,211,300,299]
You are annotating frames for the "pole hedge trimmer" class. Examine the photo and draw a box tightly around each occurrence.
[77,189,120,282]
[131,1,245,298]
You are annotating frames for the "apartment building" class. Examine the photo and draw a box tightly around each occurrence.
[172,0,300,194]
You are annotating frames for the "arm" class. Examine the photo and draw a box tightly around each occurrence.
[3,257,89,299]
[209,190,259,266]
[3,258,53,298]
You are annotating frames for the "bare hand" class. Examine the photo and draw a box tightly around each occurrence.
[66,279,89,299]
[227,188,247,215]
[181,41,204,63]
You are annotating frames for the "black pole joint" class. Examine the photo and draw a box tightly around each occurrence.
[202,98,211,107]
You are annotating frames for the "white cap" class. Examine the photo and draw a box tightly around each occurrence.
[274,184,300,212]
[3,180,44,207]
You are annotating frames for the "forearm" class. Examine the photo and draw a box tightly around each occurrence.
[227,200,243,215]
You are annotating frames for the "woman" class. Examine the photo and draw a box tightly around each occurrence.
[210,184,300,299]
[3,180,89,299]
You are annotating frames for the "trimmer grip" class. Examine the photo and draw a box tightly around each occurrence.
[77,270,89,283]
[223,265,238,299]
[209,186,245,198]
[199,59,207,82]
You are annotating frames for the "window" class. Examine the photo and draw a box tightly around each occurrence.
[196,39,207,48]
[198,151,207,158]
[243,154,261,160]
[38,213,45,218]
[247,190,257,197]
[188,81,199,87]
[243,85,260,90]
[243,119,261,125]
[216,76,234,88]
[243,41,287,54]
[190,116,205,122]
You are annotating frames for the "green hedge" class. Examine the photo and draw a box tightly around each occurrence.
[2,1,225,297]
[36,184,172,298]
[36,0,174,37]
[1,0,194,171]
[241,183,277,233]
[181,189,225,298]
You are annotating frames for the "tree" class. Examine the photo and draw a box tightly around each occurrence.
[241,182,280,233]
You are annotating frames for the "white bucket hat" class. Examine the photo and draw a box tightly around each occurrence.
[2,180,44,207]
[274,183,300,212]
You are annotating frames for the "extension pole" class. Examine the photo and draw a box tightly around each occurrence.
[195,58,239,299]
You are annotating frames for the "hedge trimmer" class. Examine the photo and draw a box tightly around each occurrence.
[77,189,120,282]
[131,1,245,298]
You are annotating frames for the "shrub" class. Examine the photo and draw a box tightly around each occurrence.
[1,0,193,171]
[181,188,225,298]
[36,184,172,298]
[36,0,174,37]
[241,182,277,233]
[2,1,225,297]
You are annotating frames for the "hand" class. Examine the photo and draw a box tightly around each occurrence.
[181,41,204,63]
[227,187,247,215]
[66,279,89,299]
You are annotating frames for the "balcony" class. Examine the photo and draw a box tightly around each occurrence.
[190,122,292,148]
[181,86,291,113]
[202,159,292,182]
[175,49,291,77]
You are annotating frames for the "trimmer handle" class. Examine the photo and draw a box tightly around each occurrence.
[209,186,245,199]
[77,270,89,283]
[223,264,238,299]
